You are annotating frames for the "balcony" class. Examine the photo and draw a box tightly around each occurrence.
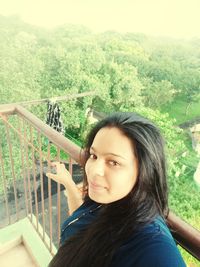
[0,104,200,266]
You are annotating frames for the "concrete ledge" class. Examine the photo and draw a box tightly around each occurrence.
[0,217,56,267]
[0,236,22,255]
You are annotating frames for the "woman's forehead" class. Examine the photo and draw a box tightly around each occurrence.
[91,127,135,159]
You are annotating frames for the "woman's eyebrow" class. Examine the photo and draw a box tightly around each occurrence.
[90,147,127,160]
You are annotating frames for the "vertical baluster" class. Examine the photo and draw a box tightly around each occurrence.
[30,125,39,230]
[18,117,29,217]
[57,147,61,247]
[23,119,33,221]
[0,135,10,225]
[69,156,73,176]
[47,141,53,253]
[5,122,19,221]
[38,132,46,241]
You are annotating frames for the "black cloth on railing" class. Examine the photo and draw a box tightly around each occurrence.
[46,101,64,134]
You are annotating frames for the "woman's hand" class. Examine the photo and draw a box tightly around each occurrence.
[46,162,73,187]
[47,161,83,213]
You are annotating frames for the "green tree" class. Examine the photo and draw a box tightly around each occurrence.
[0,28,42,104]
[142,79,176,108]
[96,62,143,111]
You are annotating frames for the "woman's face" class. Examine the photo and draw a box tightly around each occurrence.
[85,127,138,204]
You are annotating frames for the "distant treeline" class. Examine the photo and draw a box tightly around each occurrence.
[0,15,200,111]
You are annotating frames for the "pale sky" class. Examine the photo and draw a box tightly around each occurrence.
[0,0,200,38]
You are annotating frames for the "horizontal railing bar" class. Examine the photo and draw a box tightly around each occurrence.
[167,211,200,260]
[0,104,16,115]
[18,91,97,106]
[0,91,97,107]
[15,105,83,164]
[0,110,81,166]
[0,113,52,163]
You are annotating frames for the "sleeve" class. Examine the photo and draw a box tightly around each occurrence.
[132,241,187,267]
[112,235,187,267]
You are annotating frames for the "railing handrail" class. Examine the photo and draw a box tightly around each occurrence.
[167,211,200,259]
[0,104,83,164]
[0,104,16,115]
[0,103,200,260]
[17,105,83,162]
[0,91,97,107]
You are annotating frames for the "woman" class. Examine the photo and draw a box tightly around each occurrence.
[47,112,186,267]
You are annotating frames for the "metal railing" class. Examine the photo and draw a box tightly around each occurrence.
[0,104,83,254]
[0,104,200,260]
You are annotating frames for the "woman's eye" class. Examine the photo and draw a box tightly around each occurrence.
[89,153,97,160]
[109,160,119,166]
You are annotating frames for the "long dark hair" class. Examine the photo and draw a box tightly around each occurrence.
[49,112,168,267]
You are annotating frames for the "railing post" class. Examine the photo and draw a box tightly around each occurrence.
[0,136,10,225]
[18,117,29,217]
[23,119,33,221]
[30,125,39,230]
[5,122,19,221]
[38,132,46,241]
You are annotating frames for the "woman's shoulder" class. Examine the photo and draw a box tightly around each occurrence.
[60,198,100,245]
[112,216,186,267]
[61,198,96,229]
[67,198,97,216]
[119,216,174,247]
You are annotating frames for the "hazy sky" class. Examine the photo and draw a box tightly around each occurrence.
[0,0,200,38]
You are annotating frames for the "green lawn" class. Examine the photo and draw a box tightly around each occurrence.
[161,96,200,125]
[161,96,200,266]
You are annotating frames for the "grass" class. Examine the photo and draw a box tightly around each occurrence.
[180,247,200,267]
[161,97,200,266]
[161,95,200,125]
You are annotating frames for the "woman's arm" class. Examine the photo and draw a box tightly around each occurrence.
[46,162,83,215]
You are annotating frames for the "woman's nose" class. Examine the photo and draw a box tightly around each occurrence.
[93,159,104,177]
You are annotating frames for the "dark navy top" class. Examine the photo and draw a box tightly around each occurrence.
[60,200,186,267]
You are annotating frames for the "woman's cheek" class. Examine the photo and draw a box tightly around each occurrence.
[85,160,90,176]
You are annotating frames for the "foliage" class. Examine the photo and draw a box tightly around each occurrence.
[0,15,200,265]
[119,106,186,177]
[161,95,200,124]
[96,62,143,111]
[142,78,176,108]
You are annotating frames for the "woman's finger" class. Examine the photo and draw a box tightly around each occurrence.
[50,162,66,171]
[46,173,59,181]
[50,161,60,167]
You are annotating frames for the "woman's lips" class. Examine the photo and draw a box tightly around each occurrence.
[89,181,107,191]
